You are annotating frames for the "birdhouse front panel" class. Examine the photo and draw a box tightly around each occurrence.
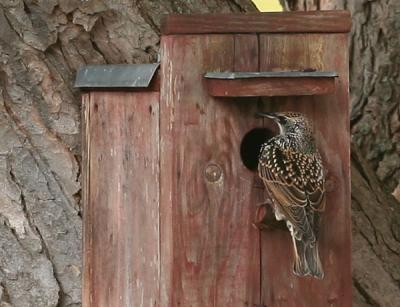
[159,35,263,306]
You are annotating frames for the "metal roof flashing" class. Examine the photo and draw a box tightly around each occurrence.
[74,63,160,88]
[204,71,338,79]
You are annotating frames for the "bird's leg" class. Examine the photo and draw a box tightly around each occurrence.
[255,198,273,208]
[252,198,273,230]
[253,177,265,190]
[253,199,287,231]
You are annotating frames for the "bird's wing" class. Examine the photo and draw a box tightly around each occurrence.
[258,143,313,240]
[303,153,325,212]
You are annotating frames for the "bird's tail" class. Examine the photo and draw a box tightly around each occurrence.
[292,239,324,279]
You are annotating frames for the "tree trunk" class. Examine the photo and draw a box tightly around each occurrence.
[0,1,256,306]
[281,0,400,306]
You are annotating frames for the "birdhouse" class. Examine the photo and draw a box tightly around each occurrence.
[75,11,352,307]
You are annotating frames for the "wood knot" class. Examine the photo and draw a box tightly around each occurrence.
[204,163,223,183]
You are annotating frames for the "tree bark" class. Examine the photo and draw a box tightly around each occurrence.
[281,0,400,306]
[352,145,400,307]
[0,1,256,306]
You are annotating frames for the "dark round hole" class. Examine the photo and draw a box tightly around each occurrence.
[240,128,275,171]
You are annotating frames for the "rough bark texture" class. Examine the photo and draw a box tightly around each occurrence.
[0,1,256,306]
[282,0,400,306]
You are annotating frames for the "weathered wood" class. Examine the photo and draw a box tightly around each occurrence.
[160,34,262,306]
[82,93,91,307]
[234,35,259,71]
[161,11,351,35]
[83,91,160,307]
[206,77,336,97]
[234,33,263,304]
[258,33,351,307]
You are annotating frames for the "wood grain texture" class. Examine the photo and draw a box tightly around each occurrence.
[206,77,336,97]
[258,33,351,307]
[160,35,262,306]
[161,11,351,35]
[234,35,259,71]
[83,91,160,307]
[82,93,92,307]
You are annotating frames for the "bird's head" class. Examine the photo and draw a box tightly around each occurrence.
[257,112,313,136]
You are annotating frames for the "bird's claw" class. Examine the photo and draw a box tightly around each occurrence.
[252,221,268,230]
[253,200,287,231]
[253,203,271,230]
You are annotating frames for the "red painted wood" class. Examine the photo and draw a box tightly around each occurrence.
[206,77,336,97]
[83,91,160,307]
[234,33,263,304]
[234,35,259,71]
[258,33,351,307]
[81,93,91,307]
[161,11,351,35]
[160,35,262,306]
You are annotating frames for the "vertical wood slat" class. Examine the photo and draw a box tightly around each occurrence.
[83,91,160,307]
[234,34,259,71]
[233,34,263,304]
[259,33,351,307]
[160,35,261,306]
[82,93,92,307]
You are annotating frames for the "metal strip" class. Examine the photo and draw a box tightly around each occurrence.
[74,63,160,88]
[204,71,338,79]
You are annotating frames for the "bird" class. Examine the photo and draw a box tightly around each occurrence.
[256,111,325,279]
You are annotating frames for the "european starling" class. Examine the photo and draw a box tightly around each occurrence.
[257,112,325,279]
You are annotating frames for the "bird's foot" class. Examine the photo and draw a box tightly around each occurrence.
[253,202,287,231]
[255,199,273,208]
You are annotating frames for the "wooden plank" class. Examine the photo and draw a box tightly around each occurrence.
[161,11,351,35]
[234,33,262,304]
[82,93,92,307]
[234,35,259,71]
[160,35,262,306]
[84,91,160,307]
[259,33,351,307]
[206,77,336,97]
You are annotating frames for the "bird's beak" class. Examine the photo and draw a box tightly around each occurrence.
[256,112,278,120]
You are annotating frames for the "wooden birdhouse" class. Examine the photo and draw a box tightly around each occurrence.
[76,11,352,307]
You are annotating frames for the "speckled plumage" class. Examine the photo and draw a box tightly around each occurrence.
[258,112,325,279]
